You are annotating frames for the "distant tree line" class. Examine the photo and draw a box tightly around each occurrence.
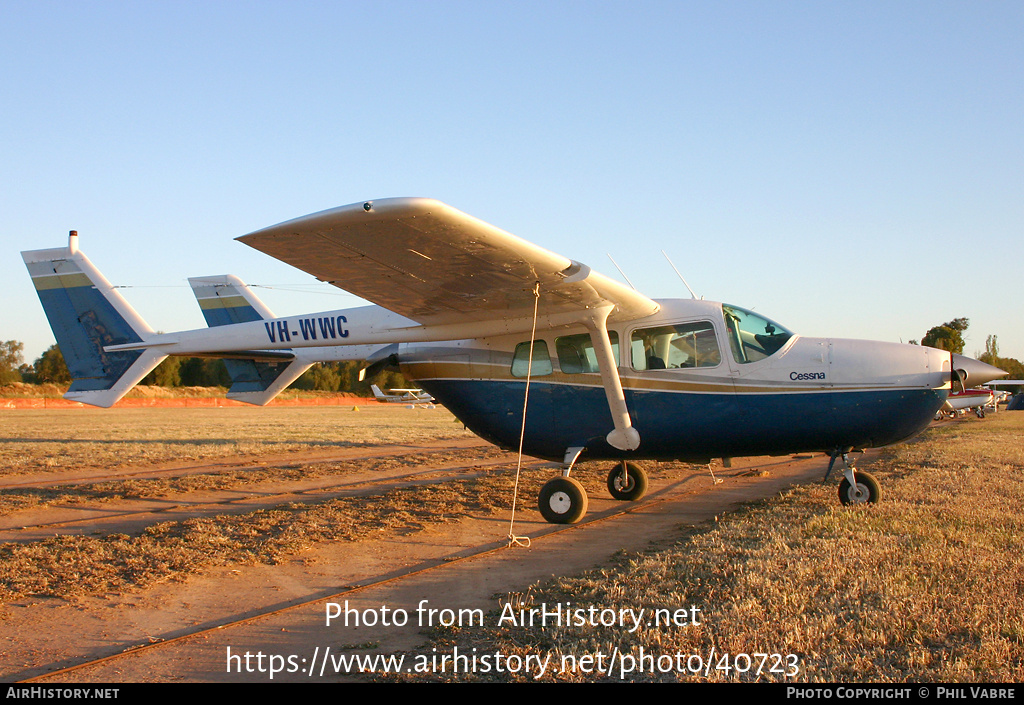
[0,341,407,395]
[976,335,1024,382]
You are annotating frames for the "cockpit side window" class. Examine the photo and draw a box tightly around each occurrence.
[630,321,721,371]
[722,304,793,364]
[555,332,619,374]
[511,340,553,377]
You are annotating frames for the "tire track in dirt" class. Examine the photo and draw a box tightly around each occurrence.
[0,444,547,541]
[0,437,494,489]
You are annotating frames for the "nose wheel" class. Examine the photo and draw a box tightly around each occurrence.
[826,449,882,506]
[838,471,881,505]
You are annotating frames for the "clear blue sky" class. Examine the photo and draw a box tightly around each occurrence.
[3,1,1022,364]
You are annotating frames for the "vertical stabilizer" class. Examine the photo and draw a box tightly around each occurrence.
[188,274,310,405]
[22,237,165,407]
[188,274,275,326]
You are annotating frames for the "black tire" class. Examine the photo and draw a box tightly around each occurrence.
[607,461,649,501]
[538,477,589,524]
[838,471,881,505]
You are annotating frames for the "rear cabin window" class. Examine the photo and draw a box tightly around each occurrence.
[555,332,619,374]
[630,321,721,371]
[511,340,553,377]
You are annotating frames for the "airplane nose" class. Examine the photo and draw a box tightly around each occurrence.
[951,354,1008,387]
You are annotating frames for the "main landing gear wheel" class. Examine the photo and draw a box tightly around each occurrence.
[607,461,648,501]
[538,477,589,524]
[838,471,881,505]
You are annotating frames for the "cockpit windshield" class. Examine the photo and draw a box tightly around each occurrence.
[722,304,794,364]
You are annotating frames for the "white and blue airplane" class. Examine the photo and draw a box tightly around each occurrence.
[369,384,436,407]
[22,198,1006,523]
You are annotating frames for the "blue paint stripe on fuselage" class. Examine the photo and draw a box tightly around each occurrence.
[418,379,947,461]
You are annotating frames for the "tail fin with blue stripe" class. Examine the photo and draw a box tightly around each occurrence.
[188,275,311,405]
[22,233,166,407]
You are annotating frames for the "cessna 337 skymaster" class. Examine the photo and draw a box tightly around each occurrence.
[22,198,1007,523]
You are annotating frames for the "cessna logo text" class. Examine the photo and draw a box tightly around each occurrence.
[790,371,826,381]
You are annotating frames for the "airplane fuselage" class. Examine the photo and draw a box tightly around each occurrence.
[393,299,952,462]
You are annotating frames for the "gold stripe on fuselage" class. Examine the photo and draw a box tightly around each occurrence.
[399,359,905,395]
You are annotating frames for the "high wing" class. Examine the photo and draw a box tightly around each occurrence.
[237,198,659,326]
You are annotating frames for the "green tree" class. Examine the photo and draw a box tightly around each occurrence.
[977,335,1024,388]
[311,364,341,391]
[360,369,409,396]
[34,344,71,384]
[290,360,410,396]
[0,340,24,385]
[978,335,999,366]
[178,358,230,387]
[291,363,344,392]
[337,361,362,392]
[921,318,969,354]
[141,356,182,387]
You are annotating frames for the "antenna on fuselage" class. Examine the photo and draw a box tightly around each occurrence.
[606,254,637,290]
[662,250,699,299]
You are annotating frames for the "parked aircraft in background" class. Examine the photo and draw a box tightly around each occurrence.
[370,385,436,407]
[22,198,1007,523]
[938,389,995,419]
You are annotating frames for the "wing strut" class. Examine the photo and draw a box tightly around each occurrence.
[584,306,640,451]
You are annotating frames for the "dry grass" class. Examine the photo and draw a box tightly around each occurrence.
[0,464,534,601]
[0,404,493,599]
[0,383,363,400]
[403,415,1024,682]
[0,406,474,475]
[0,446,514,517]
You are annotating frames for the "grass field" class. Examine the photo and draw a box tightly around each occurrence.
[1,405,1021,682]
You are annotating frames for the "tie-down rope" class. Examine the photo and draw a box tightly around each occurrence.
[507,282,541,548]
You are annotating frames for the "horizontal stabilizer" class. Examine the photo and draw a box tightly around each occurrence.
[65,349,167,408]
[224,358,312,406]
